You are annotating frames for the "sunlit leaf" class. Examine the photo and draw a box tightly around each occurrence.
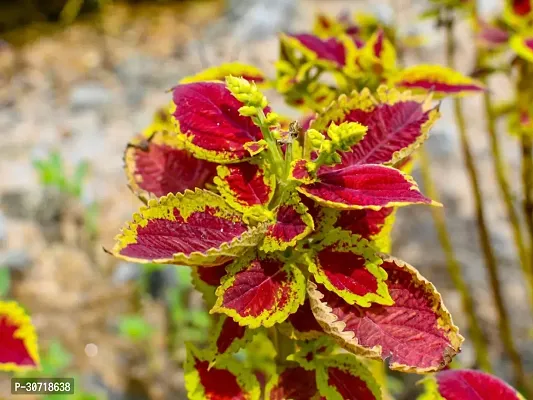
[0,301,40,371]
[111,189,264,266]
[124,131,217,199]
[211,253,305,328]
[184,343,260,400]
[308,255,463,372]
[172,82,267,163]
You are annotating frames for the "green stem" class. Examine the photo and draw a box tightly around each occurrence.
[521,134,533,292]
[478,66,533,315]
[419,148,492,371]
[444,15,527,391]
[270,327,295,367]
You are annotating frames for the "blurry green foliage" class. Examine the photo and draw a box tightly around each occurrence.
[0,267,10,298]
[118,315,154,342]
[33,151,89,198]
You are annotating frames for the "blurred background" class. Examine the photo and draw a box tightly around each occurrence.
[0,0,531,399]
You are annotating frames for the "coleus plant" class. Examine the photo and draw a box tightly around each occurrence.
[275,10,484,112]
[110,72,470,399]
[0,300,40,371]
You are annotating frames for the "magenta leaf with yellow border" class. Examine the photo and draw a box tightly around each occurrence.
[308,255,463,373]
[261,194,314,252]
[208,315,253,359]
[124,132,217,199]
[393,65,485,96]
[310,87,439,166]
[278,298,324,340]
[298,163,435,210]
[172,82,267,163]
[111,189,264,266]
[334,208,394,239]
[266,365,323,400]
[184,343,260,400]
[211,253,305,328]
[284,34,348,68]
[316,354,381,400]
[0,301,40,371]
[307,235,392,307]
[420,369,525,400]
[214,162,275,214]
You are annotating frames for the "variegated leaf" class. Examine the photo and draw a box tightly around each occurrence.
[298,163,436,210]
[172,82,267,163]
[214,162,275,217]
[111,189,264,266]
[211,253,305,328]
[316,354,381,400]
[184,343,260,400]
[124,131,217,199]
[308,255,464,373]
[392,65,485,96]
[311,86,439,166]
[260,194,314,252]
[419,369,526,400]
[307,235,393,307]
[266,365,323,400]
[0,301,40,371]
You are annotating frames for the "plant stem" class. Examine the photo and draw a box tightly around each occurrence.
[522,134,533,291]
[270,327,295,367]
[418,148,492,371]
[477,61,533,314]
[444,15,527,391]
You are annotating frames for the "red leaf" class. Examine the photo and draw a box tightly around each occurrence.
[340,101,436,165]
[268,366,321,400]
[299,164,435,209]
[311,244,391,306]
[215,162,274,212]
[308,256,463,372]
[212,254,305,328]
[512,0,531,16]
[261,195,314,252]
[216,317,246,354]
[185,344,260,399]
[196,263,230,287]
[435,369,523,400]
[0,301,40,371]
[172,82,266,162]
[288,34,347,67]
[124,132,217,198]
[316,354,380,400]
[279,298,324,340]
[334,208,394,239]
[310,88,439,166]
[113,190,263,266]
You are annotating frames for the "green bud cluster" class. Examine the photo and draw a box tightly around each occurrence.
[305,122,367,171]
[226,75,268,117]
